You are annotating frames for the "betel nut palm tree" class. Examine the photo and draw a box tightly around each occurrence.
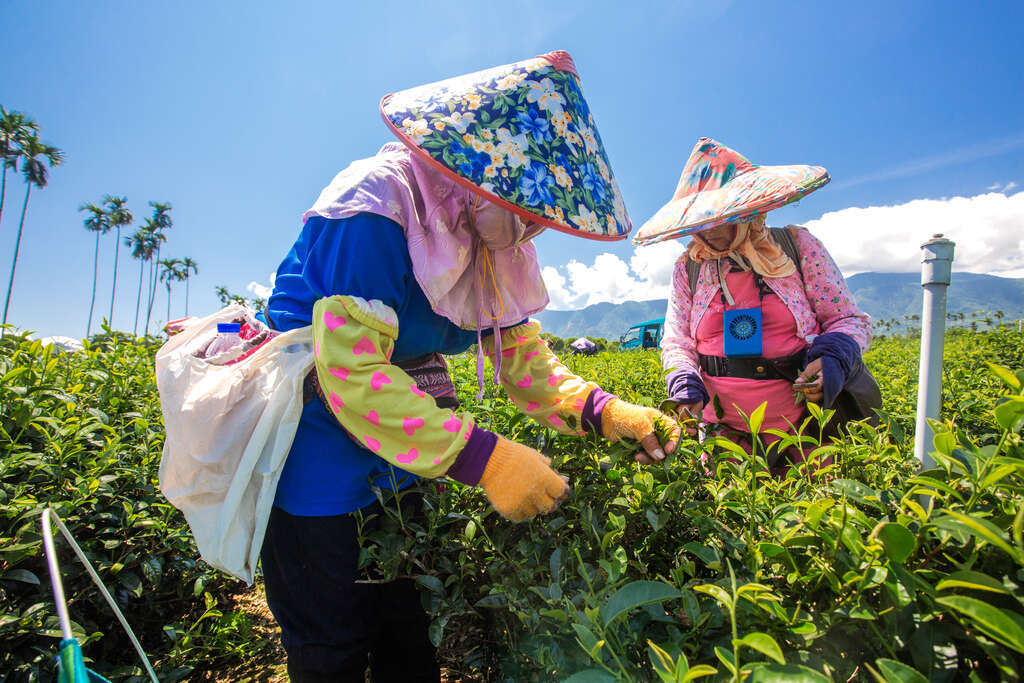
[144,202,172,335]
[180,257,198,316]
[80,201,111,337]
[158,257,186,323]
[0,106,39,230]
[103,195,133,328]
[2,134,63,329]
[127,225,156,336]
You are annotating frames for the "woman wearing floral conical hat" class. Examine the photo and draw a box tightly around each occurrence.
[258,52,679,681]
[634,138,873,474]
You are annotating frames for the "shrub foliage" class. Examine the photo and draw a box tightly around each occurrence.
[1,325,1023,681]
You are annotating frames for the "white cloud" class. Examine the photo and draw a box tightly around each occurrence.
[543,189,1024,311]
[542,241,686,310]
[247,272,276,300]
[804,191,1024,277]
[987,181,1018,192]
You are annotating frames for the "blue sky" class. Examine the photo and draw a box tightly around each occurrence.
[2,0,1022,338]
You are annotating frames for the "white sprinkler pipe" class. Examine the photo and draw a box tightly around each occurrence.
[913,234,955,470]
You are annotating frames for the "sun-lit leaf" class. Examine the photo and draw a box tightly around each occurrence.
[735,631,785,664]
[936,595,1024,653]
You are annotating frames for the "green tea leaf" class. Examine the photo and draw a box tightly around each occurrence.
[870,522,917,563]
[987,362,1022,390]
[746,663,831,682]
[602,580,681,625]
[936,595,1024,653]
[874,658,929,682]
[936,570,1010,595]
[735,631,785,664]
[562,670,617,683]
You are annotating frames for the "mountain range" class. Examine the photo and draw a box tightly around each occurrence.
[534,272,1024,340]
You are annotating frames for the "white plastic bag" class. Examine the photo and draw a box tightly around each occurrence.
[156,304,313,583]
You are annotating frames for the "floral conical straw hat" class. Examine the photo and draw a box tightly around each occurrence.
[381,50,631,241]
[633,138,829,245]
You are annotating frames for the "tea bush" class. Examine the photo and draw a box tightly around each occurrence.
[1,324,1023,681]
[0,329,272,681]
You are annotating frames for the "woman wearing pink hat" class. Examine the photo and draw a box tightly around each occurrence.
[634,138,874,474]
[258,52,679,681]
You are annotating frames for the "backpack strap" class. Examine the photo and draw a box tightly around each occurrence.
[685,256,701,296]
[769,226,803,279]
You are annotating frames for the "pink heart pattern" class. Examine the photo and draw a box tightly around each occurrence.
[403,417,425,436]
[324,310,347,331]
[396,447,419,464]
[501,348,515,358]
[548,373,563,387]
[329,366,350,381]
[410,384,427,398]
[315,341,321,358]
[549,415,565,428]
[352,336,376,356]
[516,374,532,388]
[365,436,381,452]
[574,398,585,411]
[329,392,344,413]
[526,401,541,412]
[370,371,392,391]
[443,415,462,433]
[525,350,540,360]
[363,409,380,425]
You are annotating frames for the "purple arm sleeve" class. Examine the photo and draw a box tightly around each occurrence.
[666,369,709,405]
[805,332,862,408]
[444,426,498,486]
[581,388,616,433]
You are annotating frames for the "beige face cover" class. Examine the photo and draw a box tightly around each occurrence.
[470,196,546,251]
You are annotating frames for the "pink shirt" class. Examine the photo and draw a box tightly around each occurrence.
[662,226,873,432]
[696,268,808,431]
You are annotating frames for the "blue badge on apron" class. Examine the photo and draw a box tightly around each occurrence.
[723,307,762,357]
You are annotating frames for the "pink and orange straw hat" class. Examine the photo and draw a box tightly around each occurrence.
[633,138,830,245]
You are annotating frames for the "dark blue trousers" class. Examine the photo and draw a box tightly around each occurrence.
[260,505,440,682]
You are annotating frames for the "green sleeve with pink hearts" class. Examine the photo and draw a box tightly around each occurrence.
[312,295,476,478]
[485,320,599,435]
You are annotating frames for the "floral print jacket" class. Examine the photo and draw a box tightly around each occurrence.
[661,226,872,376]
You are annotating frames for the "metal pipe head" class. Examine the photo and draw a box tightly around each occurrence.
[921,233,955,285]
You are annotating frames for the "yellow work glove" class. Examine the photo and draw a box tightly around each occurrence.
[601,398,681,465]
[479,437,570,522]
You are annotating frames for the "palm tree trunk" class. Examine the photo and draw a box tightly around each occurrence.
[145,258,154,335]
[166,283,171,322]
[2,184,32,329]
[134,258,143,336]
[87,230,100,337]
[109,226,120,327]
[145,246,160,334]
[185,276,190,316]
[0,163,8,230]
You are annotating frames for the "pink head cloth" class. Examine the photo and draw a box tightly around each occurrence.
[303,143,549,394]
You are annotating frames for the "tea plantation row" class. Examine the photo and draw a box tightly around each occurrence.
[1,326,1023,681]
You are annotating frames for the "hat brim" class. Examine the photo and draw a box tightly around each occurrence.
[633,164,829,246]
[381,97,629,243]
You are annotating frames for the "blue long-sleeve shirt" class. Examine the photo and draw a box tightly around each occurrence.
[266,213,506,515]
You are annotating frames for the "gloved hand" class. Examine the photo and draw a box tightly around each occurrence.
[479,437,570,522]
[601,399,681,465]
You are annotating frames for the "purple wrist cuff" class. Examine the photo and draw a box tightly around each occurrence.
[582,388,616,433]
[444,426,498,486]
[666,369,709,405]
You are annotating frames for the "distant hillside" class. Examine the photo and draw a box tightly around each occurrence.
[534,272,1024,340]
[846,272,1024,323]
